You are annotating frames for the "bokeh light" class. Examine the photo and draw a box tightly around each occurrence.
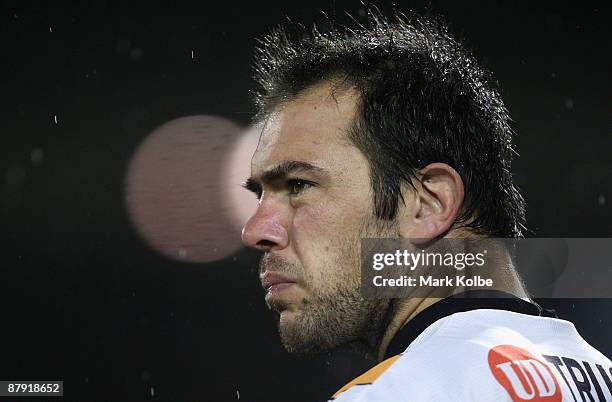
[125,115,258,263]
[223,123,260,234]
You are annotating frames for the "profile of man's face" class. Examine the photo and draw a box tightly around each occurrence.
[241,81,397,354]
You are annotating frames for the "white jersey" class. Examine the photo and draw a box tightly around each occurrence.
[330,305,611,401]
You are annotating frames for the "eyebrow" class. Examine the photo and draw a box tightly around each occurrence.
[242,160,327,194]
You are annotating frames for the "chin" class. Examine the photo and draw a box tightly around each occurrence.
[278,314,334,355]
[278,308,299,331]
[277,311,313,354]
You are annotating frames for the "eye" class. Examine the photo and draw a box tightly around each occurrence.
[287,179,313,196]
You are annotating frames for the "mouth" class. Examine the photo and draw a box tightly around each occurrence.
[260,271,297,296]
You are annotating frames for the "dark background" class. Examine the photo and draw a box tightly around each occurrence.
[2,1,610,401]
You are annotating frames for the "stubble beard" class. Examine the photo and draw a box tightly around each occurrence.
[260,218,397,357]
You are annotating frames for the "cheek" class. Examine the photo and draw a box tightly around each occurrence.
[293,202,334,235]
[291,203,335,275]
[292,196,360,245]
[291,198,368,275]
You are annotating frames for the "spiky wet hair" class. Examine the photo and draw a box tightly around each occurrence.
[251,11,526,237]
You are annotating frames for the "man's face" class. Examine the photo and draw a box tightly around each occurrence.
[241,81,395,354]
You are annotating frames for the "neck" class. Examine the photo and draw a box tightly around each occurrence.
[376,293,441,361]
[375,244,529,362]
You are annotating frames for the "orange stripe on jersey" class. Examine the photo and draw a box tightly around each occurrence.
[332,354,401,398]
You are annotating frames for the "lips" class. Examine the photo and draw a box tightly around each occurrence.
[260,272,297,292]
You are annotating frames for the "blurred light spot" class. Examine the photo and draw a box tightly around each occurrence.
[130,47,143,61]
[53,114,58,124]
[5,163,26,188]
[31,148,44,166]
[191,49,195,59]
[565,98,574,110]
[150,387,155,397]
[223,124,260,234]
[125,115,246,263]
[598,195,606,206]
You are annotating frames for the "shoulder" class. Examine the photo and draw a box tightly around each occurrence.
[330,309,612,402]
[330,343,506,401]
[331,311,506,401]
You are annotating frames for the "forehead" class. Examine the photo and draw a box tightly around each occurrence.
[252,82,360,172]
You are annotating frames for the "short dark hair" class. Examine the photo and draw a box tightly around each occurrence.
[251,11,526,237]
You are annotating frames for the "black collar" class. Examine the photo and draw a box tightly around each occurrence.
[383,290,556,360]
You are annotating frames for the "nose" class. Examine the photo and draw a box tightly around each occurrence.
[241,199,289,252]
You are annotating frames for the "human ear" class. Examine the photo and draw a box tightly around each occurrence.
[396,163,464,240]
